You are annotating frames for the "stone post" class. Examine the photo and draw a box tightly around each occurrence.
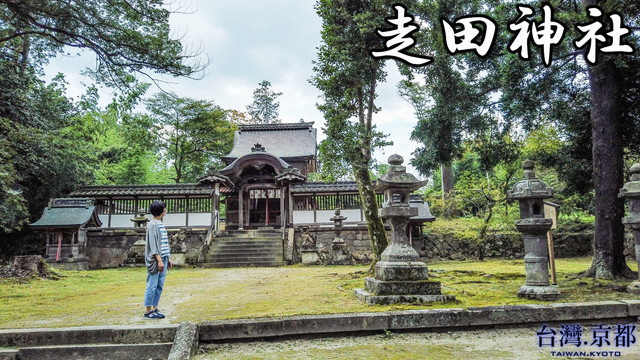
[127,208,149,265]
[507,160,560,300]
[618,163,640,294]
[330,209,350,264]
[330,208,347,247]
[354,155,454,304]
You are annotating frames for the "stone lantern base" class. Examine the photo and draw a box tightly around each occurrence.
[354,261,455,305]
[518,285,561,301]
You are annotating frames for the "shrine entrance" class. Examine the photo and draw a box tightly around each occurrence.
[247,188,281,228]
[212,145,306,230]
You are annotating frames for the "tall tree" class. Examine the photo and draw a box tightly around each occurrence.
[311,0,396,262]
[246,80,282,124]
[146,93,235,184]
[400,0,509,183]
[579,0,639,278]
[405,0,640,278]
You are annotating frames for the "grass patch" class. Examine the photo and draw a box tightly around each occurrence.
[0,257,638,329]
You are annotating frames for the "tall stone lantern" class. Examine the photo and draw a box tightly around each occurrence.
[507,160,560,300]
[355,154,453,304]
[618,163,640,294]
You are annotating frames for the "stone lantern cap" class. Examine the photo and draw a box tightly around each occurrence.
[507,160,553,200]
[330,208,347,223]
[373,154,428,192]
[619,163,640,199]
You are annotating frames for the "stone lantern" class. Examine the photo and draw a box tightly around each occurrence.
[330,208,347,247]
[355,154,453,304]
[127,208,150,265]
[130,208,150,228]
[618,163,640,294]
[329,208,350,264]
[507,160,560,300]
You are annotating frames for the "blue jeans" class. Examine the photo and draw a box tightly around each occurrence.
[144,256,169,307]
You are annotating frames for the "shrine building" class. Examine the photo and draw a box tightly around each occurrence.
[34,122,434,268]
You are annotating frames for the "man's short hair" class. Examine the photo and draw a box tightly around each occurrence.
[150,200,165,217]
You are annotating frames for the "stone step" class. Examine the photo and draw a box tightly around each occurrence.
[200,261,287,268]
[211,240,282,246]
[0,325,177,348]
[208,249,282,256]
[0,349,18,360]
[215,235,281,241]
[209,241,282,250]
[17,343,173,360]
[218,230,281,237]
[206,255,283,262]
[210,248,282,255]
[204,230,285,268]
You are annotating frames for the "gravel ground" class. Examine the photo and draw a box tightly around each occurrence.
[197,325,640,360]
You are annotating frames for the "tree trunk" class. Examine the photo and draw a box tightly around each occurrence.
[582,50,633,279]
[441,162,454,199]
[352,163,388,266]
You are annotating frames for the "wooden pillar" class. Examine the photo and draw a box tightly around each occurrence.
[238,187,244,230]
[185,195,190,227]
[313,192,317,223]
[280,186,286,229]
[265,189,270,226]
[108,197,113,228]
[213,183,220,231]
[288,190,294,224]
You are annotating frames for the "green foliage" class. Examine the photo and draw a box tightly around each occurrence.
[146,92,236,183]
[311,0,401,259]
[0,0,203,87]
[246,80,282,124]
[311,0,394,172]
[0,63,93,234]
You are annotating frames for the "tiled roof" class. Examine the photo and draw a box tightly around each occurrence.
[239,122,314,131]
[410,200,436,222]
[31,199,102,228]
[225,122,316,159]
[69,184,212,198]
[290,182,360,193]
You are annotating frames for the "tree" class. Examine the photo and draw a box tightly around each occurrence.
[246,80,282,124]
[400,0,507,190]
[578,0,639,278]
[405,0,640,278]
[311,0,397,262]
[0,0,204,86]
[70,83,170,185]
[146,92,235,183]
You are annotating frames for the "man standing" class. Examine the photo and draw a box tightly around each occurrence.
[143,200,172,319]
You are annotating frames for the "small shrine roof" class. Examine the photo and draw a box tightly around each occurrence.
[410,198,436,222]
[31,198,102,228]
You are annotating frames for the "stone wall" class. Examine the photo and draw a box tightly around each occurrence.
[85,227,207,269]
[86,226,635,268]
[292,227,636,264]
[421,232,595,260]
[292,226,392,264]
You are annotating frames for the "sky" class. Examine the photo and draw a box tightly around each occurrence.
[43,0,423,176]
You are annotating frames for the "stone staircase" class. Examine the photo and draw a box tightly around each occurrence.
[0,324,178,360]
[202,229,286,268]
